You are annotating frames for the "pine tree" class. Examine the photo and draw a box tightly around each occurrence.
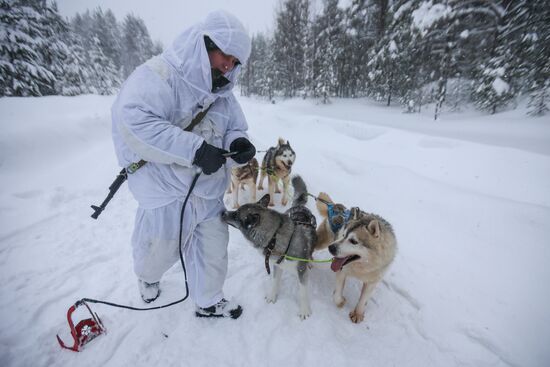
[58,31,89,96]
[87,36,120,95]
[367,0,421,107]
[240,33,257,97]
[312,0,344,103]
[69,8,122,94]
[256,34,277,100]
[346,0,390,97]
[71,10,94,49]
[272,0,310,97]
[527,59,549,116]
[39,0,71,95]
[93,8,122,72]
[470,1,514,114]
[0,0,55,96]
[240,33,276,99]
[504,0,550,116]
[121,13,154,78]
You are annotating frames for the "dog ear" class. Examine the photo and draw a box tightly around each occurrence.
[244,213,259,229]
[367,220,381,238]
[277,137,285,146]
[258,194,270,207]
[350,207,362,220]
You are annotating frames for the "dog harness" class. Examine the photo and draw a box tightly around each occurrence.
[263,220,285,275]
[263,219,316,275]
[327,203,351,234]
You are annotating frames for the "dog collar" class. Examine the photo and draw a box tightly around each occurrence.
[327,204,351,233]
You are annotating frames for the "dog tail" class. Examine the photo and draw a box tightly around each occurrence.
[291,175,308,207]
[316,192,332,218]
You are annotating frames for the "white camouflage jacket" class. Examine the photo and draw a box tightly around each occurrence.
[111,11,252,209]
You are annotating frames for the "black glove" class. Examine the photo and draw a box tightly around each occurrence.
[193,141,227,175]
[229,137,256,164]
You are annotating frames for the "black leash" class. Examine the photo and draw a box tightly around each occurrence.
[78,171,201,311]
[306,192,331,206]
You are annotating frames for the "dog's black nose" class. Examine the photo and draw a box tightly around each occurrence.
[328,244,337,255]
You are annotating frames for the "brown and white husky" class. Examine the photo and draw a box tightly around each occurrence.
[315,192,397,324]
[227,158,259,209]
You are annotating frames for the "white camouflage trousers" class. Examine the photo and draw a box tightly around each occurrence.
[131,196,229,308]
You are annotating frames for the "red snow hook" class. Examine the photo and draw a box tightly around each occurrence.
[56,300,106,352]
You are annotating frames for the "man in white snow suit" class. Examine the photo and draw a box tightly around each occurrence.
[111,10,255,319]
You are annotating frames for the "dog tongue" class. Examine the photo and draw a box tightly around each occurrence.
[331,257,348,272]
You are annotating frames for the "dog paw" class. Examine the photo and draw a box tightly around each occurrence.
[265,294,277,304]
[349,310,364,323]
[281,199,288,206]
[298,306,312,320]
[334,296,346,308]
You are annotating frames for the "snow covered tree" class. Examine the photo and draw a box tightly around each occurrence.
[38,0,71,95]
[472,55,514,114]
[311,0,345,103]
[69,8,122,93]
[527,59,549,116]
[272,0,310,97]
[472,4,515,114]
[92,8,122,72]
[57,32,89,96]
[255,34,277,100]
[344,0,391,97]
[240,33,258,97]
[367,0,423,107]
[240,33,276,99]
[0,0,55,96]
[502,0,550,116]
[121,13,154,78]
[70,10,94,48]
[86,36,120,95]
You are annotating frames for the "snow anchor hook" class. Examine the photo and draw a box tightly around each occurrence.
[56,300,106,352]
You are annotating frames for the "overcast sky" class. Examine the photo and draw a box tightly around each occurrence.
[56,0,281,47]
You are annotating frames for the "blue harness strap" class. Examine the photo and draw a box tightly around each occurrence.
[327,203,351,233]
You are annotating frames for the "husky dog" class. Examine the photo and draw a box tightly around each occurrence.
[222,176,317,319]
[328,210,397,323]
[227,158,259,209]
[258,138,296,207]
[314,192,357,250]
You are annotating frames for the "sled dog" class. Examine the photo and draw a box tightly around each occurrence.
[222,176,317,319]
[314,191,360,250]
[327,206,397,323]
[227,158,259,209]
[258,138,296,207]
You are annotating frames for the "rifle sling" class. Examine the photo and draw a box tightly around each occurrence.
[126,103,214,174]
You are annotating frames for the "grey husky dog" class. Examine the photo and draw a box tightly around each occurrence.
[222,175,317,319]
[258,138,296,207]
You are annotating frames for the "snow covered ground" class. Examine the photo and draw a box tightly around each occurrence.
[1,95,549,367]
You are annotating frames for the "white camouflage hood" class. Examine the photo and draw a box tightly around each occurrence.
[161,10,251,100]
